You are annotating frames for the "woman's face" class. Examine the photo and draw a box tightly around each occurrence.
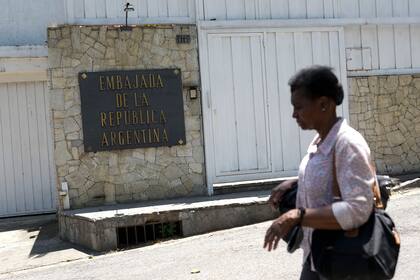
[291,88,323,130]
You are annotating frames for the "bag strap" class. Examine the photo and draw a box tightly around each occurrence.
[368,164,384,209]
[332,144,384,209]
[331,149,341,199]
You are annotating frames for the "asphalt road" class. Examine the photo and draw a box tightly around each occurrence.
[2,189,419,280]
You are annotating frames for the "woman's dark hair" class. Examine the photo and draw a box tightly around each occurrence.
[288,65,344,105]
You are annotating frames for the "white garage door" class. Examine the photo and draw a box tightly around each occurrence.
[0,81,56,217]
[199,27,348,188]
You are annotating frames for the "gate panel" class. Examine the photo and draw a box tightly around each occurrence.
[0,81,56,217]
[269,32,301,172]
[268,29,347,167]
[200,28,347,186]
[207,33,270,179]
[293,32,318,160]
[0,84,16,214]
[208,36,238,174]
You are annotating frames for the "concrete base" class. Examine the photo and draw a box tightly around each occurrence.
[59,190,277,251]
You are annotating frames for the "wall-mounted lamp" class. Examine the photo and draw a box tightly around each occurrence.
[189,87,198,99]
[121,2,135,31]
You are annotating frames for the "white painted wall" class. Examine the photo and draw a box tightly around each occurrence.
[65,0,196,24]
[0,0,66,46]
[197,0,420,20]
[1,0,419,73]
[0,0,195,46]
[345,24,420,71]
[197,0,420,73]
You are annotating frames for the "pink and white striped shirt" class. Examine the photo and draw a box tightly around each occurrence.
[296,118,374,264]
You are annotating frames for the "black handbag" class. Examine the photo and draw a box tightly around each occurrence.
[278,181,298,214]
[277,182,303,253]
[312,209,400,279]
[311,151,400,279]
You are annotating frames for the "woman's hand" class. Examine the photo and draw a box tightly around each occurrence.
[263,209,300,251]
[268,179,297,210]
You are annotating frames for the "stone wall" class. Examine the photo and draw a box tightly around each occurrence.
[48,25,205,209]
[349,75,420,175]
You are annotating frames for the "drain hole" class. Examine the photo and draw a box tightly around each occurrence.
[136,225,145,243]
[155,223,163,239]
[127,226,137,246]
[117,221,183,249]
[117,227,127,246]
[145,224,154,241]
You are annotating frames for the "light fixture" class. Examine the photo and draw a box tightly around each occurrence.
[121,2,135,31]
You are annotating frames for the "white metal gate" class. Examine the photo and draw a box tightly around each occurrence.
[199,27,348,189]
[0,81,56,217]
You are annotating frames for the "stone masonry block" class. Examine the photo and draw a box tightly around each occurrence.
[48,24,205,208]
[55,141,72,166]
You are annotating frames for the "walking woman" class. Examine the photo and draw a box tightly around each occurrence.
[264,66,375,279]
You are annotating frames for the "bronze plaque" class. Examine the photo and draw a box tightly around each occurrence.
[78,69,186,152]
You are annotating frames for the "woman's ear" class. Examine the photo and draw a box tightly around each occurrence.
[318,96,330,112]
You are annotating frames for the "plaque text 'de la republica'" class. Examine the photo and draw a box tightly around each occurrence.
[78,69,186,152]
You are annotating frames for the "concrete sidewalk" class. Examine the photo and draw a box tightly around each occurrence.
[0,214,96,275]
[1,173,419,276]
[3,188,420,280]
[0,190,275,275]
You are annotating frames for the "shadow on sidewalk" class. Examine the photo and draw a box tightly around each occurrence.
[0,214,100,258]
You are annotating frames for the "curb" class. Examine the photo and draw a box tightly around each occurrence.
[391,178,420,192]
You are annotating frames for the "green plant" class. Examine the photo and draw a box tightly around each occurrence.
[162,223,176,238]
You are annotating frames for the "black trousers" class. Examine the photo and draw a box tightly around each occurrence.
[299,257,320,280]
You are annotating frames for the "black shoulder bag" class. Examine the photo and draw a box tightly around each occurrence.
[311,150,400,279]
